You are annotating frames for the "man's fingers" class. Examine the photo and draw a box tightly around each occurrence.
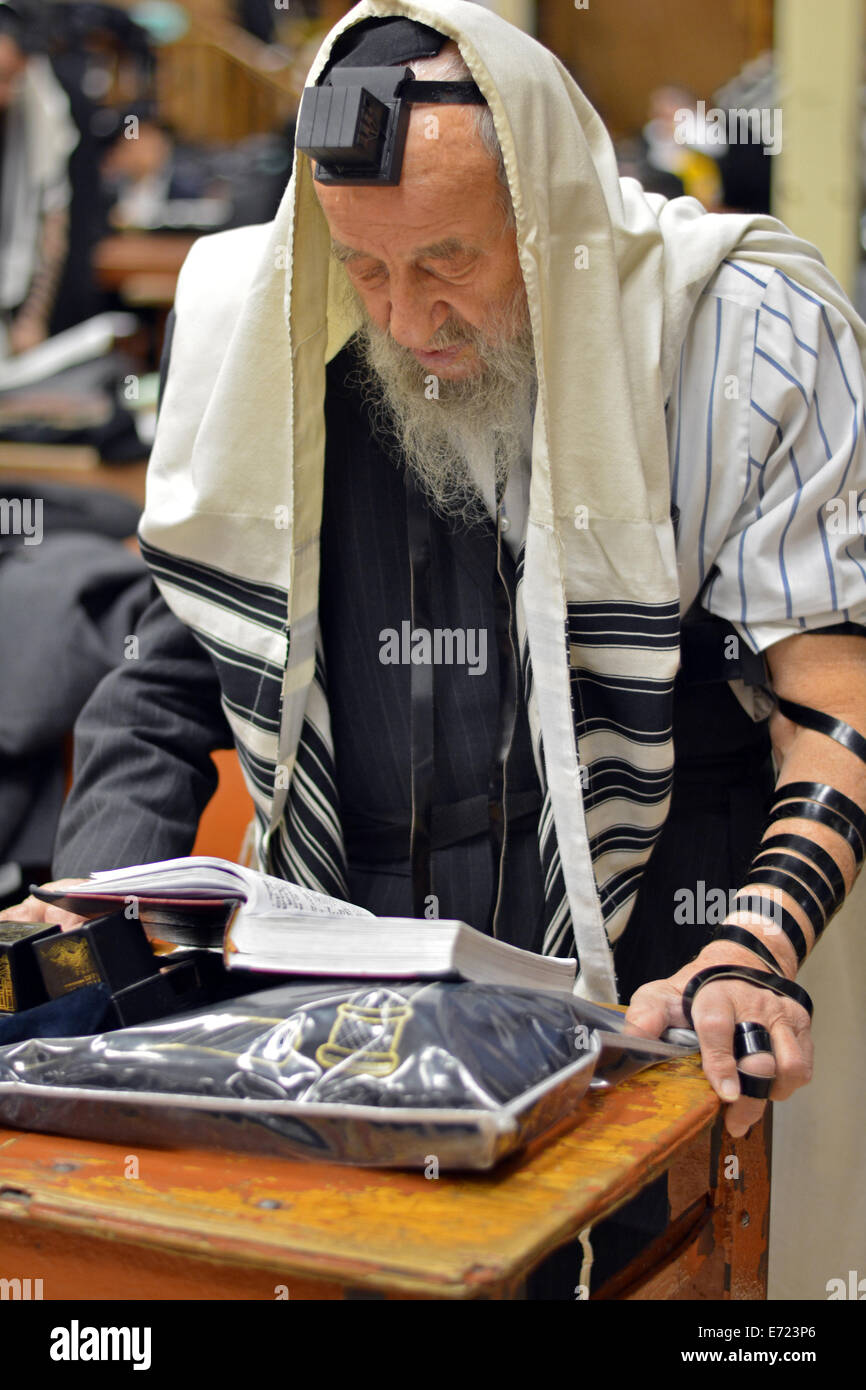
[623,982,685,1039]
[724,1052,775,1138]
[0,895,42,924]
[692,999,771,1136]
[0,880,89,932]
[759,1021,813,1102]
[691,995,740,1103]
[690,983,813,1134]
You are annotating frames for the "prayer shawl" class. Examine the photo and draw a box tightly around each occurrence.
[0,55,76,317]
[139,0,866,1001]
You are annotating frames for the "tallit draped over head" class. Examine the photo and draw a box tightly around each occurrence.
[140,0,864,1000]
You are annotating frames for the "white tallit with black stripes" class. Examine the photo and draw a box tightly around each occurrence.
[139,0,866,1001]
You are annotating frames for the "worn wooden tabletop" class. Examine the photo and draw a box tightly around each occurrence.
[0,1055,720,1299]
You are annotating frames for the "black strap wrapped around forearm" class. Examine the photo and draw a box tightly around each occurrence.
[748,850,839,923]
[739,866,826,937]
[777,696,866,767]
[765,800,864,865]
[755,832,847,903]
[712,923,785,974]
[730,891,809,965]
[773,781,866,855]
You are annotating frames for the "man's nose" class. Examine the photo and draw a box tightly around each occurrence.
[387,275,450,350]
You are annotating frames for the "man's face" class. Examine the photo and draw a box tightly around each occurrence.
[0,35,26,111]
[313,104,526,382]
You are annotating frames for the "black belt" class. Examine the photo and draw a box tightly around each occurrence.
[344,788,544,863]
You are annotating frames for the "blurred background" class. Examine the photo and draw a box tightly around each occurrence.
[0,0,862,1304]
[0,0,861,455]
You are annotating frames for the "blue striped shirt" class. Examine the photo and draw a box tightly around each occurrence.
[669,257,866,653]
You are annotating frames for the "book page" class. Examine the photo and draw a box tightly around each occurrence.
[241,872,373,919]
[87,856,371,919]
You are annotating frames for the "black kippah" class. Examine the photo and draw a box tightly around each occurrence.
[322,17,447,79]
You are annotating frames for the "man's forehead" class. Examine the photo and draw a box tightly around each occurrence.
[330,234,481,265]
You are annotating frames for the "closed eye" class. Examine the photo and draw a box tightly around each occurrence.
[354,264,388,286]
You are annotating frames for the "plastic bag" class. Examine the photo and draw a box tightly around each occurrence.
[0,980,691,1169]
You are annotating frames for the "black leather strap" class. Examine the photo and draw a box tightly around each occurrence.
[711,923,785,974]
[773,781,866,856]
[734,1021,773,1056]
[765,800,864,864]
[730,891,809,965]
[733,1021,775,1099]
[487,509,520,939]
[406,479,434,918]
[404,79,486,104]
[755,832,846,903]
[681,963,813,1030]
[748,850,839,923]
[777,697,866,767]
[739,866,826,937]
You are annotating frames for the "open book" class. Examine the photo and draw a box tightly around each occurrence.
[33,856,577,993]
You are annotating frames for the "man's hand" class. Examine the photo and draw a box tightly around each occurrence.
[0,879,89,932]
[623,940,813,1137]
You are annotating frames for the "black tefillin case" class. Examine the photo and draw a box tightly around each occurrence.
[1,912,237,1035]
[0,922,62,1013]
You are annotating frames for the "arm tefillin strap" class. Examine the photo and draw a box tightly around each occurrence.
[737,866,826,938]
[776,695,866,765]
[707,696,866,981]
[747,849,838,920]
[683,675,861,1034]
[728,892,809,965]
[772,781,866,852]
[755,832,846,901]
[682,964,813,1031]
[765,798,865,864]
[711,922,784,974]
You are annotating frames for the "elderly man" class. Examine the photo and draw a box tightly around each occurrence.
[7,1,866,1292]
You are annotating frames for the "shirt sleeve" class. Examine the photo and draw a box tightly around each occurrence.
[52,585,235,877]
[699,265,866,652]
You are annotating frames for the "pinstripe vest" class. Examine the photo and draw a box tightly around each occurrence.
[318,342,547,949]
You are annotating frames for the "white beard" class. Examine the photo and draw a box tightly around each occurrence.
[348,283,537,526]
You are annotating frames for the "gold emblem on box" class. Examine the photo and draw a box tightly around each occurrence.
[0,954,15,1013]
[39,936,100,994]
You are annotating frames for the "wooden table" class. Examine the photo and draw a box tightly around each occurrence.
[0,1055,770,1300]
[92,234,197,298]
[0,447,148,507]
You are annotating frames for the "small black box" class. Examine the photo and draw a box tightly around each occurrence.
[0,922,62,1013]
[108,952,229,1027]
[33,912,159,999]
